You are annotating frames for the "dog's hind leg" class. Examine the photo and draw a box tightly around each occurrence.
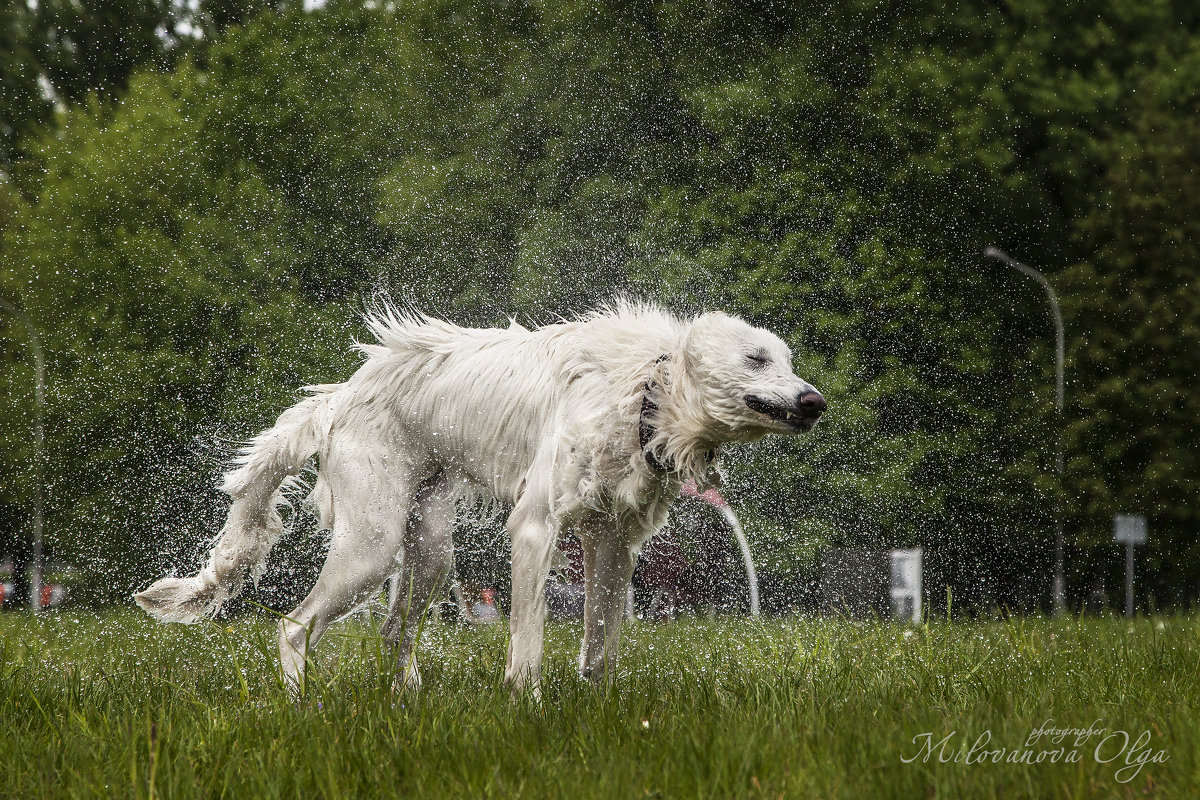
[578,518,640,683]
[381,470,456,691]
[278,458,416,696]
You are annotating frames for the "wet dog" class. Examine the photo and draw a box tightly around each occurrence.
[136,302,825,694]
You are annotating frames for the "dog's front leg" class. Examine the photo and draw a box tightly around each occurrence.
[504,498,558,697]
[579,522,638,683]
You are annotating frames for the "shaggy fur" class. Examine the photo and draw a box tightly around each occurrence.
[135,302,825,693]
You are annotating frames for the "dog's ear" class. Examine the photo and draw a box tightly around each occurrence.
[681,311,730,373]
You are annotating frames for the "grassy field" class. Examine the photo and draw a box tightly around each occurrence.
[0,609,1195,799]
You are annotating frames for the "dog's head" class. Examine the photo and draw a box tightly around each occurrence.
[681,312,825,440]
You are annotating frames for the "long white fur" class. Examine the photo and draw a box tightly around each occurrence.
[135,301,822,694]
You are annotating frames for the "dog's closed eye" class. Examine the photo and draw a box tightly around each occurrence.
[745,351,770,368]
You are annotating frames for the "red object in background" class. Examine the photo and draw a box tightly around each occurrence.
[0,581,64,608]
[547,481,739,619]
[680,480,727,508]
[554,535,585,583]
[637,532,691,596]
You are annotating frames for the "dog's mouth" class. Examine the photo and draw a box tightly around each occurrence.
[744,395,819,432]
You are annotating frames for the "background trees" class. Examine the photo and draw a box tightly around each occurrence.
[0,0,1195,611]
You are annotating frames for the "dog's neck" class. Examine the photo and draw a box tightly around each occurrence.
[637,354,719,482]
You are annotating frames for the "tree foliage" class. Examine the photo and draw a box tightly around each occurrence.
[0,0,1195,609]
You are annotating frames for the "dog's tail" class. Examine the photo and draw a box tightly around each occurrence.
[134,388,334,623]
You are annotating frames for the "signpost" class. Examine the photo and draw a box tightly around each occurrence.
[1114,514,1147,617]
[890,548,923,624]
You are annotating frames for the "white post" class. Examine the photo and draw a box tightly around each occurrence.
[0,298,45,612]
[1125,542,1134,618]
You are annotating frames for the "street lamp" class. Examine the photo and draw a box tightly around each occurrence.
[0,297,46,612]
[983,246,1066,615]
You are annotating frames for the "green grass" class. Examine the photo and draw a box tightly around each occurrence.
[0,609,1195,798]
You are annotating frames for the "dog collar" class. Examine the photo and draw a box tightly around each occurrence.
[638,354,672,471]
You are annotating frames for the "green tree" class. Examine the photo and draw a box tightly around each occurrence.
[0,2,48,170]
[966,0,1200,605]
[3,0,1197,612]
[2,65,354,601]
[1054,17,1200,601]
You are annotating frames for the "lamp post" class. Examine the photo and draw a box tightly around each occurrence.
[0,297,46,612]
[983,247,1066,615]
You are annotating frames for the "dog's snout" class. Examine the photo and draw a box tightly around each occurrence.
[798,390,826,416]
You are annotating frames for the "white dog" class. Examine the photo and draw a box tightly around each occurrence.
[135,302,825,693]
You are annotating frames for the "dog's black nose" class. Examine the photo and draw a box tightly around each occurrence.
[798,390,826,415]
